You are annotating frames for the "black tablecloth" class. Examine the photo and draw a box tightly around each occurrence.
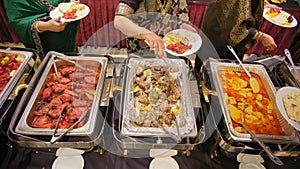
[1,144,300,169]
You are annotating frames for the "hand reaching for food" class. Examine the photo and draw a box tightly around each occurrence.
[143,32,167,58]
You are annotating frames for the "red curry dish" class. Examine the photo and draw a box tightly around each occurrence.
[30,63,101,129]
[218,70,285,136]
[0,52,24,93]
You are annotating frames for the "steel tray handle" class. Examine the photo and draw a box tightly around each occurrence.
[201,81,217,103]
[14,84,28,97]
[109,78,122,98]
[13,73,29,97]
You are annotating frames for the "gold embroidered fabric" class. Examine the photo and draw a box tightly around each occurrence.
[203,0,264,57]
[115,3,135,16]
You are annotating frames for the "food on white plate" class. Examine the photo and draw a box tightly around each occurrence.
[283,92,300,123]
[58,2,85,19]
[164,30,192,54]
[265,7,293,26]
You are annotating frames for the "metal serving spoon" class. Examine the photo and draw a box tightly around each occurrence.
[227,45,260,93]
[229,106,283,166]
[285,49,300,80]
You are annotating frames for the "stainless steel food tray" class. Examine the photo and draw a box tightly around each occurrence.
[15,55,108,137]
[0,49,34,107]
[120,58,197,138]
[209,61,299,143]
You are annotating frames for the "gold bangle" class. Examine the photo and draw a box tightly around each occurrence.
[253,31,263,40]
[35,22,42,33]
[257,32,263,40]
[137,28,146,39]
[253,31,259,40]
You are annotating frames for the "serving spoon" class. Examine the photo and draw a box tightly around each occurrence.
[284,49,300,80]
[227,45,260,93]
[229,105,283,166]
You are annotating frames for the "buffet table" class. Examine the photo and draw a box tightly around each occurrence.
[0,0,299,56]
[0,1,300,169]
[1,145,300,169]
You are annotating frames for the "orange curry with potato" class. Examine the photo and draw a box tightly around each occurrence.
[218,70,285,136]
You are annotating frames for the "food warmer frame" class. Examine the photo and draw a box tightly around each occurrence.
[7,51,111,150]
[198,58,300,158]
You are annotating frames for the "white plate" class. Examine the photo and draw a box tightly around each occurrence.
[149,157,179,169]
[52,155,84,169]
[237,153,264,163]
[149,149,178,158]
[56,148,85,156]
[276,86,300,131]
[163,29,202,56]
[50,3,90,22]
[239,163,265,169]
[263,8,297,28]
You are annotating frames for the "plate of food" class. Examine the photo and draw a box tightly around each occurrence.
[263,7,297,28]
[276,86,300,131]
[50,2,90,22]
[163,29,202,56]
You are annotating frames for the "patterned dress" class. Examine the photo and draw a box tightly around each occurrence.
[202,0,264,59]
[115,0,190,55]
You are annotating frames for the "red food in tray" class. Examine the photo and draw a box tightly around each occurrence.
[30,64,101,129]
[0,52,24,92]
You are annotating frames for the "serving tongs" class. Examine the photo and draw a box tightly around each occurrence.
[144,40,179,72]
[50,111,88,144]
[149,112,182,143]
[51,51,86,69]
[51,51,88,83]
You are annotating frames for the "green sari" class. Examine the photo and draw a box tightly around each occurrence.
[4,0,78,57]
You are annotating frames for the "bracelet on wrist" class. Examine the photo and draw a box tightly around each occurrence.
[35,22,42,33]
[253,31,263,40]
[137,28,147,39]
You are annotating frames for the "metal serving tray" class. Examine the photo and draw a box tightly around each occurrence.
[209,61,299,143]
[0,49,34,108]
[120,58,197,138]
[15,55,108,137]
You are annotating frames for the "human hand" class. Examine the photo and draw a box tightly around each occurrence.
[70,0,80,4]
[143,32,167,58]
[180,23,197,33]
[260,33,277,51]
[268,0,286,4]
[47,17,68,32]
[264,3,282,10]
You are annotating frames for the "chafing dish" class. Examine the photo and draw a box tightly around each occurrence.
[0,49,34,108]
[199,58,300,158]
[100,56,205,157]
[0,48,36,134]
[8,51,109,149]
[120,58,197,138]
[208,60,299,143]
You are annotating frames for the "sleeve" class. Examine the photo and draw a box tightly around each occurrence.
[228,0,259,46]
[4,0,49,48]
[177,0,190,22]
[115,0,143,16]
